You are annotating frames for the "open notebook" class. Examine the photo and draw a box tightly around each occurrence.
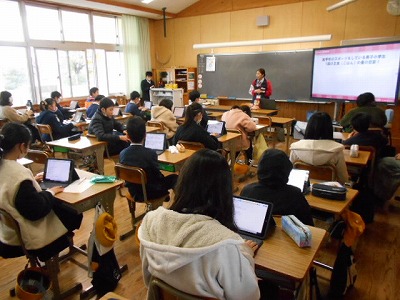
[233,195,274,249]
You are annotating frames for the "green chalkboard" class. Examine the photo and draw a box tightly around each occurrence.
[197,50,313,100]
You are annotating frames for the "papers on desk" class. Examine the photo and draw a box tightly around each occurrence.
[17,158,33,166]
[63,178,93,193]
[288,169,309,193]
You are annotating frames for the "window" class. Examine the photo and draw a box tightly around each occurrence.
[62,11,91,42]
[107,51,125,94]
[68,51,89,97]
[93,15,118,44]
[26,6,61,41]
[35,49,60,100]
[0,1,24,42]
[0,46,32,102]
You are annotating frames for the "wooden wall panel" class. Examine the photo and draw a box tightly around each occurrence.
[151,19,176,69]
[173,16,201,67]
[199,12,231,56]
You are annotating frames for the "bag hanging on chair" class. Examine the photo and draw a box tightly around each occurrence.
[233,151,249,175]
[253,134,268,162]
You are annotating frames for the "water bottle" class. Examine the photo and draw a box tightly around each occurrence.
[26,100,33,111]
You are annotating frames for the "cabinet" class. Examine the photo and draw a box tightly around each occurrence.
[150,88,184,107]
[154,67,197,93]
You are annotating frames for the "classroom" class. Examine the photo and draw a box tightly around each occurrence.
[0,0,399,299]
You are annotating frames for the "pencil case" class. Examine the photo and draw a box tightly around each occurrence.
[282,215,312,247]
[90,175,117,183]
[312,183,347,200]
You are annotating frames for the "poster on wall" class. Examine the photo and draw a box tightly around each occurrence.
[206,56,216,72]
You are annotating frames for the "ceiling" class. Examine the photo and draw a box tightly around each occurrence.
[40,0,199,19]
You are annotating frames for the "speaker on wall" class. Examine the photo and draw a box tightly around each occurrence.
[256,16,270,27]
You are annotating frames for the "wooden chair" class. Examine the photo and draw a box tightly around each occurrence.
[177,140,205,151]
[0,118,8,129]
[26,149,52,164]
[114,163,170,241]
[293,160,337,182]
[147,120,165,132]
[148,276,217,300]
[0,208,82,299]
[36,123,54,142]
[344,145,376,186]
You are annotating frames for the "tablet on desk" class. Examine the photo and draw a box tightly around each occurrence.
[206,121,226,138]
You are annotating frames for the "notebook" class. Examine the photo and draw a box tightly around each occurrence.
[233,195,274,249]
[173,107,185,118]
[39,158,79,190]
[68,100,78,109]
[288,169,310,194]
[206,121,226,138]
[112,107,120,116]
[144,132,167,155]
[144,101,153,110]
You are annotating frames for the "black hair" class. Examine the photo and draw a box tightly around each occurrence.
[130,91,141,100]
[231,105,240,109]
[159,99,173,110]
[351,112,371,133]
[145,71,153,77]
[50,91,61,99]
[0,122,32,160]
[240,105,252,117]
[126,116,145,143]
[39,98,55,111]
[170,149,236,231]
[183,102,203,127]
[356,92,376,107]
[257,68,266,77]
[304,112,333,140]
[189,90,200,103]
[94,94,105,101]
[89,87,99,96]
[99,97,115,110]
[0,91,12,106]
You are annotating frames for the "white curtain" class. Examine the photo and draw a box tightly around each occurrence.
[122,15,152,97]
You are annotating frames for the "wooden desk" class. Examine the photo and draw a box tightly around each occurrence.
[270,117,295,153]
[218,132,241,169]
[158,149,196,172]
[46,136,107,174]
[57,169,123,215]
[255,218,326,292]
[176,111,224,125]
[306,186,359,215]
[206,105,277,116]
[100,292,128,300]
[115,114,131,125]
[343,149,371,167]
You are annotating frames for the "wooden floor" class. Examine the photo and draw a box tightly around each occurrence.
[1,141,399,300]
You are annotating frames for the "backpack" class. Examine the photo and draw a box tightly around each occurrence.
[328,243,357,298]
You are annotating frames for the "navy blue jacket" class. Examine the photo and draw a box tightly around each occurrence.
[36,110,74,141]
[173,120,219,150]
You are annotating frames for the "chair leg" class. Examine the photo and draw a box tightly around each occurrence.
[120,199,137,241]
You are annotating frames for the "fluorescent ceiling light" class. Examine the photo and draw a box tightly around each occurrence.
[142,0,154,4]
[193,35,332,49]
[327,0,357,12]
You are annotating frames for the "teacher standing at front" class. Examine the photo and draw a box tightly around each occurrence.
[249,68,272,109]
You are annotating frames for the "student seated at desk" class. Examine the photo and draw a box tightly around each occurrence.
[342,112,388,158]
[51,90,76,120]
[222,105,256,160]
[119,117,178,201]
[125,91,150,121]
[150,99,178,141]
[36,98,77,141]
[138,149,260,300]
[289,112,349,185]
[0,123,82,261]
[88,97,130,156]
[86,94,104,119]
[241,149,314,225]
[173,102,219,150]
[85,87,99,108]
[189,90,208,129]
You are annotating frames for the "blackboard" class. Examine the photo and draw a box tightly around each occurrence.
[197,51,313,100]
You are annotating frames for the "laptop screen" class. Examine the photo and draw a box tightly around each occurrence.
[44,158,73,183]
[173,107,185,118]
[233,196,273,238]
[73,111,83,123]
[144,101,152,110]
[206,121,225,136]
[288,169,309,193]
[112,107,120,116]
[69,101,77,109]
[145,133,166,152]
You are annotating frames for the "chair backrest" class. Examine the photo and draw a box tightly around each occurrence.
[293,160,337,181]
[114,163,148,201]
[147,120,165,131]
[148,276,217,300]
[0,118,8,129]
[344,144,376,184]
[177,140,205,151]
[26,149,51,165]
[36,124,54,141]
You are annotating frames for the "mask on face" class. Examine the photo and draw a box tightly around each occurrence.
[9,97,13,105]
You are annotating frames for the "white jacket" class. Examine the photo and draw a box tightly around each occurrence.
[151,106,178,139]
[289,139,349,184]
[138,207,260,300]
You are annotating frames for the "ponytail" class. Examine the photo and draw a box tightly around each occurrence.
[40,98,55,111]
[183,102,203,126]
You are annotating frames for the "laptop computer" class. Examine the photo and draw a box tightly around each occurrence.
[206,121,226,138]
[39,158,79,190]
[112,107,120,116]
[68,100,78,109]
[144,132,167,155]
[173,107,185,118]
[144,101,153,110]
[233,195,274,249]
[259,99,277,110]
[72,111,84,123]
[288,169,310,194]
